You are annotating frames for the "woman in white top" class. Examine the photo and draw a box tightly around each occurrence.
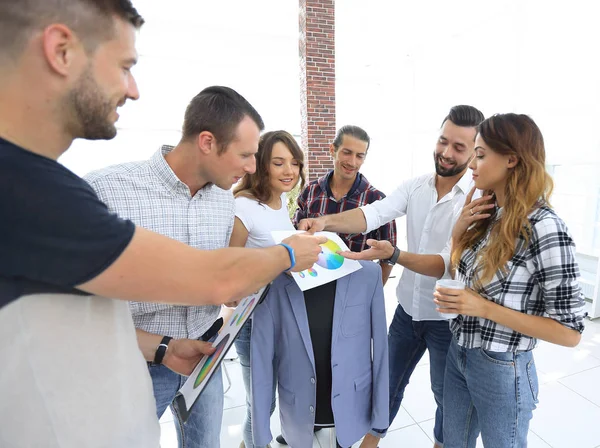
[230,130,305,448]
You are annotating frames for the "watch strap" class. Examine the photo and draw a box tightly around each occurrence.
[384,246,400,266]
[153,336,172,365]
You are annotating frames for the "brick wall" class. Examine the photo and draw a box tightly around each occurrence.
[299,0,336,182]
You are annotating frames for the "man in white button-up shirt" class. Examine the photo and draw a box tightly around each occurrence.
[298,105,484,448]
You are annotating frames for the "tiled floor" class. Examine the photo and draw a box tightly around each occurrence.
[160,275,600,448]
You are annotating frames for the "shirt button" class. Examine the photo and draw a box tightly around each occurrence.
[311,378,316,384]
[310,406,314,413]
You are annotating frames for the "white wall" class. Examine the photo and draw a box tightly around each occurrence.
[60,0,300,176]
[60,0,600,277]
[335,0,600,262]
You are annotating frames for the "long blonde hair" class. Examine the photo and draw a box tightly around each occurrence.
[451,113,554,286]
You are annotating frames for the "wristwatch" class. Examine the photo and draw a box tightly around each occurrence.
[383,246,401,266]
[152,336,173,365]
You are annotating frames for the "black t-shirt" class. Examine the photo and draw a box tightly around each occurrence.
[0,137,135,309]
[304,281,336,426]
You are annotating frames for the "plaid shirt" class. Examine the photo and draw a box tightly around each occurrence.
[85,146,235,339]
[452,205,586,352]
[292,171,397,252]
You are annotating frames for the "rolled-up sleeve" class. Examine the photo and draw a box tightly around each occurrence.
[530,215,586,333]
[438,238,452,279]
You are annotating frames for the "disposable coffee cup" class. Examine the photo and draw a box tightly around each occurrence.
[435,279,464,319]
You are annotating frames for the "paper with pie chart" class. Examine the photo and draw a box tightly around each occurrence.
[174,284,270,421]
[271,231,362,291]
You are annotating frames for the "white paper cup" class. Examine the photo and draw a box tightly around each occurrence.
[435,279,464,319]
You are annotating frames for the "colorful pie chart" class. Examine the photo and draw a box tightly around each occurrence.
[299,268,318,278]
[229,298,256,327]
[235,298,255,325]
[316,239,344,270]
[193,334,229,388]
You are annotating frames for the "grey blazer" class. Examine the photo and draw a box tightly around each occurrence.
[251,261,389,448]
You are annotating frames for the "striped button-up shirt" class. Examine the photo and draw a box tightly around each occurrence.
[85,146,235,339]
[453,205,586,352]
[292,170,397,253]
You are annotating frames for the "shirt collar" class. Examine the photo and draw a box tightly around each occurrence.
[455,170,473,195]
[321,170,366,198]
[317,171,331,194]
[428,170,473,197]
[150,145,214,197]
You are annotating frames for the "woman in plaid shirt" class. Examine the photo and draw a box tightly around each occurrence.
[434,113,586,447]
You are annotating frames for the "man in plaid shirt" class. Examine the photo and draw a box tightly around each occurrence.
[293,125,397,284]
[297,106,486,448]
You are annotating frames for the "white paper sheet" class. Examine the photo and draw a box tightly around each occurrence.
[176,286,268,413]
[271,231,362,291]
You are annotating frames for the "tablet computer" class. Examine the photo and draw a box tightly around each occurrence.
[174,283,271,422]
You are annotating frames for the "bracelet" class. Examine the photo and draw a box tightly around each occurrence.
[153,336,172,365]
[278,243,296,272]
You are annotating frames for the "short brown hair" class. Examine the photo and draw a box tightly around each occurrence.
[0,0,144,60]
[182,86,265,154]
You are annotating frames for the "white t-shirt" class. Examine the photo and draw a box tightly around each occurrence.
[235,193,295,249]
[0,294,159,448]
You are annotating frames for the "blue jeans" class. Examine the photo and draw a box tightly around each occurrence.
[235,319,276,448]
[443,338,539,448]
[372,304,451,446]
[149,363,223,448]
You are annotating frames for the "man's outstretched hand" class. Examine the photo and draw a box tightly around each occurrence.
[338,239,394,261]
[296,217,326,233]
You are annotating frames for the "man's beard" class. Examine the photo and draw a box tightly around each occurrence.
[433,152,471,177]
[65,66,121,140]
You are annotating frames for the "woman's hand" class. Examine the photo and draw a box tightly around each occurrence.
[451,187,495,242]
[433,286,491,318]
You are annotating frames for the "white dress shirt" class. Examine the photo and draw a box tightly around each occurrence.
[361,172,473,321]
